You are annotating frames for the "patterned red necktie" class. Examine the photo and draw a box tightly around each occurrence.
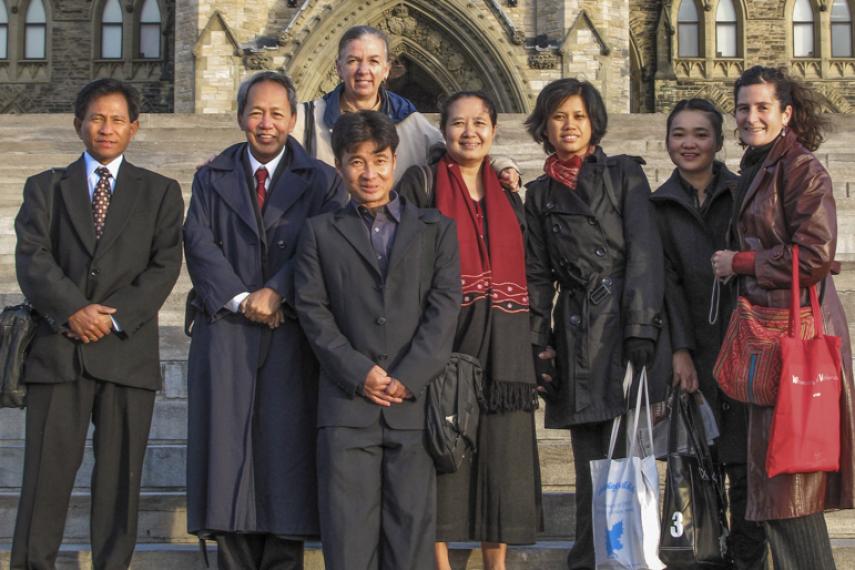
[255,167,269,210]
[92,166,112,239]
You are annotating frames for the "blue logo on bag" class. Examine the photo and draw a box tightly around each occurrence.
[606,521,624,556]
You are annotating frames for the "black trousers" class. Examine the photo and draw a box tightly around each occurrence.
[567,421,619,570]
[11,377,155,570]
[215,533,303,570]
[317,419,436,570]
[723,463,768,569]
[765,512,836,570]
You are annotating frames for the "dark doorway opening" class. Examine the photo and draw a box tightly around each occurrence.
[386,54,447,112]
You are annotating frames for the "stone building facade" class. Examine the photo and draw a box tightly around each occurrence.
[3,0,855,115]
[0,0,175,113]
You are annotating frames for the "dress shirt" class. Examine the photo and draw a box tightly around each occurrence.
[352,191,402,278]
[82,152,124,331]
[224,145,290,313]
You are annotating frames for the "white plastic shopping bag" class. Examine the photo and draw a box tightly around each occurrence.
[591,364,665,569]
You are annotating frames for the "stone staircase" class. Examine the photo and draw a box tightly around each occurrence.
[1,113,855,569]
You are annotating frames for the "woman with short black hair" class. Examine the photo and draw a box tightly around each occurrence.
[524,78,670,569]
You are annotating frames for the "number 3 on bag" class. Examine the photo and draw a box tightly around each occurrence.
[670,512,684,538]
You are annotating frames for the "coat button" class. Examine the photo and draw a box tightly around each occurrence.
[277,240,286,249]
[722,401,731,411]
[546,201,554,209]
[601,277,612,287]
[376,317,387,325]
[217,240,224,247]
[653,316,663,326]
[569,315,581,326]
[594,247,606,257]
[552,224,560,233]
[88,269,98,278]
[587,218,598,226]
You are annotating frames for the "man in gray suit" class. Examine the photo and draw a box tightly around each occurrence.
[295,111,461,570]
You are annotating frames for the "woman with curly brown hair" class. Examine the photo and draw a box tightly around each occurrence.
[713,65,855,570]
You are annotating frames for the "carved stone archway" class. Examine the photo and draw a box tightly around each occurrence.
[277,1,529,112]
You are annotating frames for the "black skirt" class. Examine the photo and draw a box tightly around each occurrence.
[435,408,543,544]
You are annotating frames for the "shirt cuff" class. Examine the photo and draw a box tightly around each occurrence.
[111,317,122,332]
[733,251,757,275]
[225,292,250,313]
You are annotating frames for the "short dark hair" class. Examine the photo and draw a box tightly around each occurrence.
[524,78,608,154]
[439,91,498,132]
[666,98,725,150]
[733,65,828,151]
[237,71,298,117]
[337,25,389,62]
[74,79,141,122]
[331,110,399,161]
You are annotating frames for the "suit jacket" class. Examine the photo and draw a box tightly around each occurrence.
[295,199,461,430]
[15,155,184,390]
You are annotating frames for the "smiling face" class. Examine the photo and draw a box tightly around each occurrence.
[735,82,792,147]
[336,35,390,102]
[443,96,496,168]
[337,140,396,210]
[667,109,719,177]
[74,92,139,164]
[546,94,593,160]
[238,80,297,164]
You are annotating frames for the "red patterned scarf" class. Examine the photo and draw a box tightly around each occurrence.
[544,148,593,189]
[434,154,536,411]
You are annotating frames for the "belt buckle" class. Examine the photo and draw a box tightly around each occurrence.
[588,277,613,305]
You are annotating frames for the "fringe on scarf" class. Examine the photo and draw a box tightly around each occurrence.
[483,381,539,413]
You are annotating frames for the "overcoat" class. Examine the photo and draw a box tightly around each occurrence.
[733,129,855,520]
[650,164,749,463]
[183,139,346,536]
[525,149,670,428]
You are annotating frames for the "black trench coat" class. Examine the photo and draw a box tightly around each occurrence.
[650,164,749,463]
[525,149,670,428]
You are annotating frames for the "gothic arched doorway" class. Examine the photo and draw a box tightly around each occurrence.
[387,54,446,112]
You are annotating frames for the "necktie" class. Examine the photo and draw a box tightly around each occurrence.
[92,166,112,239]
[255,167,269,210]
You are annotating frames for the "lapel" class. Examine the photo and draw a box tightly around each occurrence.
[738,131,793,216]
[261,138,311,232]
[333,206,382,279]
[551,173,595,217]
[59,156,97,257]
[210,144,260,237]
[651,169,706,226]
[94,159,143,259]
[386,200,422,275]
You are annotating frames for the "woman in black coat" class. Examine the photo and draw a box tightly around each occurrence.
[524,78,670,569]
[650,98,766,568]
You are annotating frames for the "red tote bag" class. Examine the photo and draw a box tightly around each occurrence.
[766,245,843,478]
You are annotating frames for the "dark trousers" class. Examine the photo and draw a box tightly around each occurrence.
[567,421,618,570]
[215,533,303,570]
[765,512,836,570]
[11,376,155,570]
[723,463,768,569]
[317,419,436,570]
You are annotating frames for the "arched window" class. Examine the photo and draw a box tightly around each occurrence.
[101,0,123,59]
[793,0,816,57]
[24,0,47,60]
[716,0,738,57]
[832,0,853,57]
[0,0,8,60]
[678,0,701,57]
[138,0,161,59]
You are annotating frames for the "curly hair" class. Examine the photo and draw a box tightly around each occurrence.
[734,66,829,151]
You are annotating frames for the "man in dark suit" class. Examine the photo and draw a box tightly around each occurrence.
[12,79,184,569]
[183,71,346,570]
[295,111,461,570]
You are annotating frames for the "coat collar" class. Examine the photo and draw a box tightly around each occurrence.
[738,129,799,215]
[651,162,737,215]
[207,137,316,235]
[60,154,142,259]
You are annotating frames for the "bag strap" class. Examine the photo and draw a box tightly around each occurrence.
[600,160,622,216]
[607,363,653,459]
[708,276,721,325]
[420,164,434,206]
[789,244,825,337]
[302,101,316,158]
[607,362,634,458]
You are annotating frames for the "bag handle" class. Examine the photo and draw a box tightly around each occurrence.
[788,244,825,338]
[607,363,653,459]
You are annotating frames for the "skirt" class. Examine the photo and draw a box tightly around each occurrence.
[436,408,543,544]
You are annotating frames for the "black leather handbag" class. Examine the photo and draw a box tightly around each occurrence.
[0,303,38,408]
[659,388,730,568]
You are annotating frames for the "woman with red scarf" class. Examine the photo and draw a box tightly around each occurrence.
[397,91,541,570]
[524,78,670,569]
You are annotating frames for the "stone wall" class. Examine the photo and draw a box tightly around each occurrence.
[0,0,175,114]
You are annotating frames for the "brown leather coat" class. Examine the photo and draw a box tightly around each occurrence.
[735,129,855,520]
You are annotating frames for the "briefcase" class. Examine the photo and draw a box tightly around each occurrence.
[0,303,37,408]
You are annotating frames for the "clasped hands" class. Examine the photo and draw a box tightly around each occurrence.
[240,287,284,329]
[66,303,116,343]
[362,364,412,407]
